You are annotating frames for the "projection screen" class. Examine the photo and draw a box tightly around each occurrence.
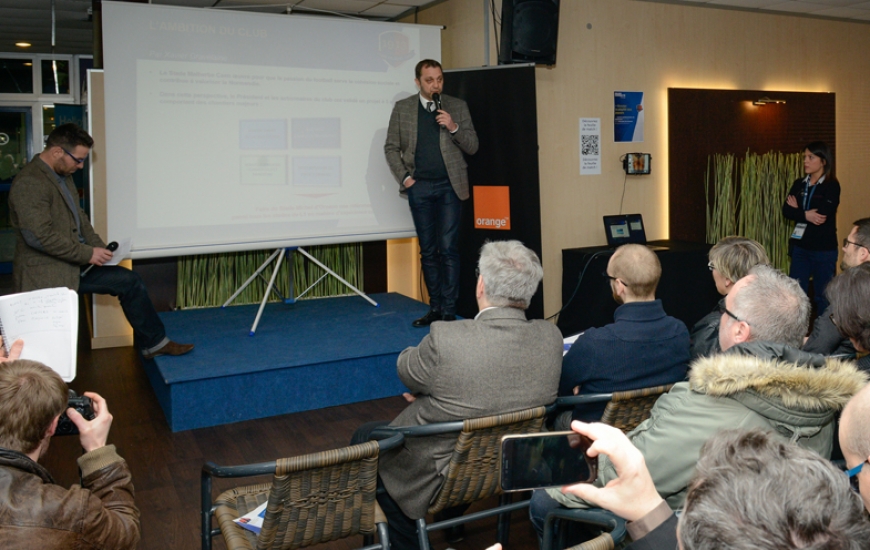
[101,1,441,259]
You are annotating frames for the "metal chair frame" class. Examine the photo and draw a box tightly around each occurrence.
[373,405,549,550]
[201,431,404,550]
[543,384,674,550]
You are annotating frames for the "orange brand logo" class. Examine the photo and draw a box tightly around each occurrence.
[473,186,511,230]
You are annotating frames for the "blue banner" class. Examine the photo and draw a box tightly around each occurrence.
[614,91,644,142]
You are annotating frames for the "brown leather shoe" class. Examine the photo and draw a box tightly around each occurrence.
[142,341,194,359]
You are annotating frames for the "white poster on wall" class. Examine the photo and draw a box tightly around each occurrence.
[580,118,601,175]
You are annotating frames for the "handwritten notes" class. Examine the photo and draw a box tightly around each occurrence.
[0,288,78,381]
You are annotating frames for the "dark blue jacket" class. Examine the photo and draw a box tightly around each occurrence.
[560,300,690,421]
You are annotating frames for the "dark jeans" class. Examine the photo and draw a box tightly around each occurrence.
[79,265,168,353]
[351,420,468,550]
[529,489,599,548]
[789,246,838,314]
[407,178,462,316]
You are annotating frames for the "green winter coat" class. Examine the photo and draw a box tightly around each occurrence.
[548,342,868,510]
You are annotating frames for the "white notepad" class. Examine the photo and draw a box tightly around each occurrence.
[0,287,78,382]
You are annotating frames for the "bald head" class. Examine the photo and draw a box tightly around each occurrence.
[842,384,870,461]
[608,244,661,299]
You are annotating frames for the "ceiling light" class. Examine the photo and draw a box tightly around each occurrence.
[15,42,32,48]
[753,96,786,106]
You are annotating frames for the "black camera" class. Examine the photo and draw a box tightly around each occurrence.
[55,390,95,436]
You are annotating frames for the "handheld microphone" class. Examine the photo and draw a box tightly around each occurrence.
[81,241,119,277]
[432,93,444,128]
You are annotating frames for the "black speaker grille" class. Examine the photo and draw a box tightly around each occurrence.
[512,1,558,56]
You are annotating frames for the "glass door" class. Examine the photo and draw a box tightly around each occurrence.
[0,107,33,273]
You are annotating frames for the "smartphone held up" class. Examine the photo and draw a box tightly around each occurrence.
[500,431,598,492]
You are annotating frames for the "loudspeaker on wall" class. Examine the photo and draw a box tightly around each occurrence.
[498,0,560,66]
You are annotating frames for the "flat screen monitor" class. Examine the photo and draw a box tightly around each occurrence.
[603,213,647,246]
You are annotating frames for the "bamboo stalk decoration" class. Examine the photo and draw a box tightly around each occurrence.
[176,244,364,309]
[706,150,800,273]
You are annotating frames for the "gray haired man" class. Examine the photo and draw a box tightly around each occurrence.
[354,240,563,550]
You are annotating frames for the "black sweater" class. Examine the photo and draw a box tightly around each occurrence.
[782,175,840,251]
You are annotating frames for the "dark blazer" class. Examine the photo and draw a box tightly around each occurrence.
[384,93,478,200]
[9,156,106,292]
[379,306,563,519]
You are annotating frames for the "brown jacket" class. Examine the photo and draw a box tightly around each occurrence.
[9,156,106,292]
[0,444,140,549]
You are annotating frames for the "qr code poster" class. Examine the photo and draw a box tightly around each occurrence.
[580,118,601,175]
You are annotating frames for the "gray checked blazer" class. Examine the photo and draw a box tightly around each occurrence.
[379,306,563,519]
[384,93,479,200]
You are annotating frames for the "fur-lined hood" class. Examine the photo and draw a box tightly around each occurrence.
[690,347,868,412]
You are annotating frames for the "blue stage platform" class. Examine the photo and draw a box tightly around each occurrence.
[141,293,431,432]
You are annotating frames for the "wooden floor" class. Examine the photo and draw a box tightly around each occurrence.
[39,309,542,550]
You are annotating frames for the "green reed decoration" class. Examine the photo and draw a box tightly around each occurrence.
[705,153,737,244]
[706,150,801,273]
[176,244,364,309]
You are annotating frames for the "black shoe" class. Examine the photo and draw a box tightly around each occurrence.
[444,524,465,544]
[441,314,457,321]
[412,310,442,327]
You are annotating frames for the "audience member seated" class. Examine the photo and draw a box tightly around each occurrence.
[690,236,769,359]
[803,216,870,358]
[826,263,870,371]
[352,240,563,550]
[556,244,689,428]
[0,358,140,549]
[530,264,867,535]
[560,422,870,549]
[840,382,870,513]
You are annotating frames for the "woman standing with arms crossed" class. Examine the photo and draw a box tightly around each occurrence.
[782,141,840,314]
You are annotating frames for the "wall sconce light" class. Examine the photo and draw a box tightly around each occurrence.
[753,96,787,106]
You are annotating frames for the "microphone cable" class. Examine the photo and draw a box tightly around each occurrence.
[546,249,614,323]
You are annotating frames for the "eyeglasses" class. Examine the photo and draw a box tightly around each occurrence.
[718,302,746,324]
[601,271,634,288]
[844,238,868,251]
[62,147,87,165]
[846,460,869,493]
[475,267,480,278]
[829,313,839,329]
[707,261,715,272]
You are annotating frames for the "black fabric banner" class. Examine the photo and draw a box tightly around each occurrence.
[443,64,543,319]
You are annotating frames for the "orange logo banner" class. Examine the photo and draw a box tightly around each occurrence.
[473,186,511,230]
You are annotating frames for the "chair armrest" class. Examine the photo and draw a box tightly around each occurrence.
[374,429,405,452]
[542,507,626,550]
[554,393,614,407]
[202,460,276,479]
[371,421,465,439]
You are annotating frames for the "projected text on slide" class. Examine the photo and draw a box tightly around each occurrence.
[102,1,442,258]
[136,61,403,229]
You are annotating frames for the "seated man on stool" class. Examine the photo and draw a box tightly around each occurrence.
[556,244,690,428]
[352,240,563,550]
[9,123,192,359]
